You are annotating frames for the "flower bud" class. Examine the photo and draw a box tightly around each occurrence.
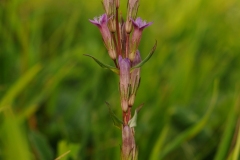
[125,19,132,34]
[129,50,141,107]
[108,17,116,32]
[102,0,113,16]
[116,0,120,8]
[125,0,139,33]
[102,0,116,32]
[129,17,152,61]
[108,47,117,60]
[119,56,131,112]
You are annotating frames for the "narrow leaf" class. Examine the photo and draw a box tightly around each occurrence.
[55,150,70,160]
[0,64,42,112]
[214,93,239,160]
[130,41,157,71]
[233,121,240,160]
[106,102,123,129]
[84,54,119,74]
[150,124,170,160]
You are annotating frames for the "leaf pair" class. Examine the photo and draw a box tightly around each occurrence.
[84,41,157,74]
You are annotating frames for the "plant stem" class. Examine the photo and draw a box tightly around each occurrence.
[126,33,130,58]
[116,7,122,57]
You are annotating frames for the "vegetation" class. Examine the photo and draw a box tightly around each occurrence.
[0,0,240,159]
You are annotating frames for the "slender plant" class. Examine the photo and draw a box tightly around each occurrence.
[85,0,156,159]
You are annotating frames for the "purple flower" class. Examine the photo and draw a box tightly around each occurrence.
[129,17,152,61]
[132,17,153,29]
[129,50,141,107]
[119,56,131,112]
[89,14,117,59]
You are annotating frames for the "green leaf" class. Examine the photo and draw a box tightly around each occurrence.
[232,123,240,160]
[56,140,70,160]
[128,110,138,128]
[84,54,119,74]
[128,104,143,128]
[150,124,170,160]
[1,110,32,160]
[214,93,239,160]
[106,102,123,129]
[130,41,157,71]
[29,130,54,160]
[0,64,42,112]
[56,140,80,160]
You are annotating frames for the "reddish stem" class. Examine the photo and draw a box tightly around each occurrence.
[123,107,132,125]
[116,7,122,56]
[126,33,130,58]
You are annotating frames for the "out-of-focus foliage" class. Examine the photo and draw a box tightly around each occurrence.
[0,0,240,159]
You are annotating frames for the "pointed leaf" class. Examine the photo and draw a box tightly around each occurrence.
[128,104,143,128]
[128,110,138,128]
[106,102,123,129]
[84,54,119,74]
[130,41,157,71]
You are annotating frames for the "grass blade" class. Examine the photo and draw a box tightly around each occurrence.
[214,94,240,160]
[0,64,42,112]
[159,79,219,159]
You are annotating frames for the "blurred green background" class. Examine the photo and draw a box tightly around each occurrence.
[0,0,240,159]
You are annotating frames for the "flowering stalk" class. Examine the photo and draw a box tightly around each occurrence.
[87,0,156,159]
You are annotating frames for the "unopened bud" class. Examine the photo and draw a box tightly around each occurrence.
[108,18,116,32]
[128,94,136,107]
[119,56,131,112]
[125,0,139,33]
[116,0,119,8]
[128,50,141,106]
[125,19,132,34]
[102,0,116,32]
[102,0,115,16]
[108,45,117,60]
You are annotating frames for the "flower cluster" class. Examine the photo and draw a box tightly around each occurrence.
[89,0,152,115]
[88,0,156,159]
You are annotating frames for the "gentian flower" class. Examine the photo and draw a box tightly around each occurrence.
[119,55,131,112]
[129,17,152,61]
[89,14,117,60]
[129,50,141,107]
